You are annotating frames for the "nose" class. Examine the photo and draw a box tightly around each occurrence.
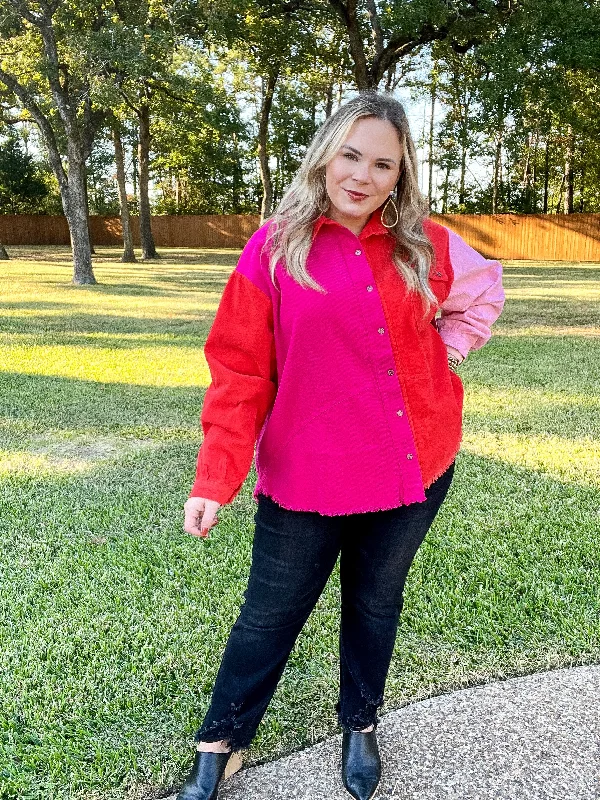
[351,161,371,184]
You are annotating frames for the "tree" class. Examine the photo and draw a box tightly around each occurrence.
[108,113,136,261]
[150,46,254,214]
[0,0,106,283]
[0,133,50,212]
[260,0,517,90]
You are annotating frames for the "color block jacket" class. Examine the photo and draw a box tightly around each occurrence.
[189,211,505,515]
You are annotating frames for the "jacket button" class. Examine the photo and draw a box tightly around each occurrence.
[388,369,394,376]
[378,328,385,334]
[355,249,362,256]
[406,453,413,460]
[397,410,403,416]
[366,285,373,291]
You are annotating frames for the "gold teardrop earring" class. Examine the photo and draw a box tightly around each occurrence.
[381,193,399,228]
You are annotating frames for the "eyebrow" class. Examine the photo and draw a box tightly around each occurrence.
[341,144,398,165]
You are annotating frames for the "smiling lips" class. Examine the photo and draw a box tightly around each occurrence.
[344,189,369,201]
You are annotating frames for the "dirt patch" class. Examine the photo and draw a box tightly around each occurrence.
[13,433,161,473]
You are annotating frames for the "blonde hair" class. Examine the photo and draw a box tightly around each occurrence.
[265,92,435,305]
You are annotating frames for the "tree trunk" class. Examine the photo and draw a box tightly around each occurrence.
[427,76,436,209]
[579,162,585,212]
[132,137,138,205]
[459,141,467,209]
[82,169,96,254]
[63,152,96,285]
[522,133,532,213]
[0,243,9,259]
[543,140,549,214]
[111,117,136,262]
[565,126,574,214]
[492,100,505,214]
[138,101,158,259]
[0,30,97,285]
[442,163,450,213]
[555,175,565,214]
[531,132,539,212]
[492,134,502,214]
[232,132,242,213]
[258,68,279,222]
[325,82,334,118]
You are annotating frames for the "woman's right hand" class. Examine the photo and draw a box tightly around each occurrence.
[183,497,222,539]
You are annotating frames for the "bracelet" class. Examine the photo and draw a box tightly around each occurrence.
[447,355,461,373]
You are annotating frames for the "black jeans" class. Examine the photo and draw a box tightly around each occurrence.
[195,463,454,750]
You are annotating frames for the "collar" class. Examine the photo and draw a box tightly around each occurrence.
[313,205,390,242]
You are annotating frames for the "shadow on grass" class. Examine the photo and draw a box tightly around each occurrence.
[502,262,600,278]
[86,273,231,295]
[4,246,242,267]
[493,298,600,330]
[0,312,213,340]
[0,371,206,433]
[465,336,600,394]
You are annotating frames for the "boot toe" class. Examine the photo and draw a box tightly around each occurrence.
[342,728,381,800]
[177,750,232,800]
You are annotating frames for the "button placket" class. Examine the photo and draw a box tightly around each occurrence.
[348,234,424,502]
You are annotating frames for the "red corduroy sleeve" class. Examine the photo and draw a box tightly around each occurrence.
[189,270,277,505]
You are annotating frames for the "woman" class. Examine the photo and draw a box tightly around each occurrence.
[178,92,504,800]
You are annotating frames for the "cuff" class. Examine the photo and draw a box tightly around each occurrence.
[438,325,478,360]
[188,479,239,505]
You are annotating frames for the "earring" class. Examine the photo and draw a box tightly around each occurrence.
[381,194,399,228]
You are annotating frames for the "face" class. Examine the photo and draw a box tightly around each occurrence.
[324,116,403,236]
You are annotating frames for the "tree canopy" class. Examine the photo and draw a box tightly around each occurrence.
[0,0,598,277]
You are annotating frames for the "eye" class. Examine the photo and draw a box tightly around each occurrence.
[343,152,359,161]
[376,162,391,170]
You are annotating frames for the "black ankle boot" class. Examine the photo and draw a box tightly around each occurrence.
[342,728,381,800]
[177,750,232,800]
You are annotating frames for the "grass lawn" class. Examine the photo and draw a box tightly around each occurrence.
[1,246,599,800]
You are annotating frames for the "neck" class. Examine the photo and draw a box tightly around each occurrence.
[325,208,369,237]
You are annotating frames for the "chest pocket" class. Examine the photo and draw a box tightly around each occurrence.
[428,260,452,307]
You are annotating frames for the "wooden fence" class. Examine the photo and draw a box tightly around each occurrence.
[435,213,600,261]
[1,212,599,260]
[0,214,261,250]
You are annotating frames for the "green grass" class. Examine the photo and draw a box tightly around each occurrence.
[1,248,599,799]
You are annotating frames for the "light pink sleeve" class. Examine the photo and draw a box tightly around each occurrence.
[437,228,505,359]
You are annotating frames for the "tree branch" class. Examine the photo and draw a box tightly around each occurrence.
[0,65,67,189]
[328,0,370,88]
[373,0,517,85]
[118,88,141,116]
[365,0,384,59]
[326,0,350,28]
[6,0,43,26]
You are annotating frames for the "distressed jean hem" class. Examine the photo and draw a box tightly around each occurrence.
[194,715,257,752]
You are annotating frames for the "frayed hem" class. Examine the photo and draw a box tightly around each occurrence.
[254,487,423,517]
[194,728,253,753]
[194,705,256,752]
[422,451,459,491]
[338,709,380,731]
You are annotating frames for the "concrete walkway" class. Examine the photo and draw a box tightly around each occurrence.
[173,665,600,799]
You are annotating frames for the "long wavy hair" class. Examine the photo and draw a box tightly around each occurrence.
[265,92,435,305]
